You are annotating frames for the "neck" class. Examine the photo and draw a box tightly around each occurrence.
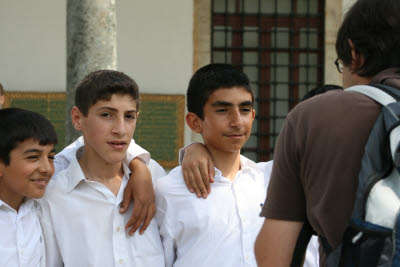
[78,150,123,182]
[207,148,241,181]
[0,185,23,212]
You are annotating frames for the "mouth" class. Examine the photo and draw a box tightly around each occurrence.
[30,178,50,187]
[225,134,244,139]
[107,140,127,149]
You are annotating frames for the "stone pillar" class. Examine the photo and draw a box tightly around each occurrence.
[66,0,117,144]
[192,0,212,143]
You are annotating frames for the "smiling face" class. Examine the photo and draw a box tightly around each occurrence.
[0,138,55,210]
[72,94,138,165]
[188,86,255,154]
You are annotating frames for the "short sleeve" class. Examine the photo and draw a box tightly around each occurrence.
[260,114,307,221]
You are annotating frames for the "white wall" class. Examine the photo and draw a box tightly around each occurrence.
[0,0,193,95]
[0,0,66,92]
[117,0,193,95]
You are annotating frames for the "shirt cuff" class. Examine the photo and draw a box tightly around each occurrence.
[125,139,151,166]
[178,142,203,166]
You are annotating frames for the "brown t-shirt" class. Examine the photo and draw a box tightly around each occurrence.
[261,69,400,250]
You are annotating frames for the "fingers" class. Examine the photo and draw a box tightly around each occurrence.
[187,167,202,198]
[119,185,132,214]
[182,167,194,193]
[199,162,211,195]
[139,204,156,235]
[125,203,142,236]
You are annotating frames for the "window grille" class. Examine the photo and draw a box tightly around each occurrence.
[212,0,325,161]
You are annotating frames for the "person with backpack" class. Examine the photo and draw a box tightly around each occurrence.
[254,0,400,266]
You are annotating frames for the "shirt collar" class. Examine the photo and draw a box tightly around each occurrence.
[66,146,132,193]
[0,198,36,215]
[213,155,262,182]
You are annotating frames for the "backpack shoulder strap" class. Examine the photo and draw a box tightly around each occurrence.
[345,84,399,106]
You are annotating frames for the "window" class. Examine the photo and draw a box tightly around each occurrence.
[212,0,325,161]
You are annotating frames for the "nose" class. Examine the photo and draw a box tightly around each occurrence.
[39,157,54,176]
[112,115,127,136]
[230,108,243,128]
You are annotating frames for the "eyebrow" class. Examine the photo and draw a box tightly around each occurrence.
[24,148,56,154]
[97,107,137,113]
[211,101,253,107]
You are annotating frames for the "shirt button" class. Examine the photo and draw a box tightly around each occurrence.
[116,226,121,232]
[20,250,24,255]
[245,255,249,261]
[119,259,124,264]
[243,218,247,223]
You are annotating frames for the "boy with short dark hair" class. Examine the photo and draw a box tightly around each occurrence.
[39,70,165,266]
[0,108,57,267]
[155,63,265,267]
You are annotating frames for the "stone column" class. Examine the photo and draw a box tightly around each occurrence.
[66,0,117,144]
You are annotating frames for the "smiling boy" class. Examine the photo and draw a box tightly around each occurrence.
[155,63,267,267]
[0,108,57,267]
[39,70,164,266]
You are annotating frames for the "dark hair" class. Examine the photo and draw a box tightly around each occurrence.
[0,83,4,95]
[0,108,58,165]
[336,0,400,77]
[187,63,254,119]
[75,70,140,116]
[301,84,343,101]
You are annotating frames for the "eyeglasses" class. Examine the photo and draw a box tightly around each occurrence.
[335,58,344,73]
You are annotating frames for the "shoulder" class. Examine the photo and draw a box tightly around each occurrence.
[155,166,187,196]
[148,159,166,182]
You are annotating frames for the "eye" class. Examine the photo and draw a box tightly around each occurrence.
[125,113,136,120]
[240,107,252,113]
[100,112,112,118]
[48,155,55,160]
[216,108,227,113]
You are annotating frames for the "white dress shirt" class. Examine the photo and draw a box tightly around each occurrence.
[39,149,165,267]
[0,199,45,267]
[155,155,267,267]
[54,136,151,177]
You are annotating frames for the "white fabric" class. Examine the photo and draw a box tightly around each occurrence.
[39,149,165,267]
[365,168,400,229]
[346,85,396,106]
[54,136,151,177]
[0,199,45,267]
[156,155,268,267]
[178,144,320,266]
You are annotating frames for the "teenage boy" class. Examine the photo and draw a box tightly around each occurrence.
[0,108,57,267]
[39,70,165,266]
[155,63,265,267]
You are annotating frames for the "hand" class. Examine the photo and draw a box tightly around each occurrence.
[120,158,156,236]
[181,143,215,198]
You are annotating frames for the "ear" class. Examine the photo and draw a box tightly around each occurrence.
[136,112,139,120]
[252,109,255,120]
[71,106,84,131]
[186,112,202,133]
[348,39,364,70]
[0,95,4,105]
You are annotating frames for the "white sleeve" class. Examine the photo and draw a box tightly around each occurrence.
[148,159,166,185]
[155,184,176,267]
[53,136,84,178]
[38,201,64,267]
[124,139,151,166]
[256,160,273,187]
[178,142,203,165]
